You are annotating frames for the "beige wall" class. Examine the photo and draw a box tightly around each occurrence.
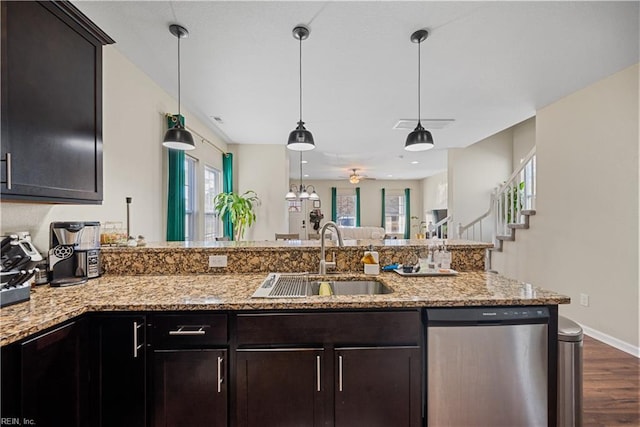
[512,117,536,170]
[492,64,639,350]
[0,46,227,251]
[229,144,289,241]
[422,171,448,217]
[448,128,513,240]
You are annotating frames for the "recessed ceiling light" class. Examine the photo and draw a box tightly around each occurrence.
[411,161,419,164]
[304,174,309,177]
[387,174,393,178]
[301,160,308,164]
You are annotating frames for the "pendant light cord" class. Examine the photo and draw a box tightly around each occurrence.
[299,36,303,123]
[417,39,421,125]
[177,33,182,119]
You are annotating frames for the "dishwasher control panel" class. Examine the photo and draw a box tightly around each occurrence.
[426,306,549,324]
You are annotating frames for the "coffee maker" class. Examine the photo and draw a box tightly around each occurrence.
[49,222,101,287]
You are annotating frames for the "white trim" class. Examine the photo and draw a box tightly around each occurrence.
[581,324,640,358]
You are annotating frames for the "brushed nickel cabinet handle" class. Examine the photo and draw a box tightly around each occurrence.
[2,153,11,190]
[133,321,143,358]
[217,356,223,393]
[168,326,206,335]
[338,355,343,392]
[316,355,321,392]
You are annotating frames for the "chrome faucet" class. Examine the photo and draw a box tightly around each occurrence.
[319,221,344,274]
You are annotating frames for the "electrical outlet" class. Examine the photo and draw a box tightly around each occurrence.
[209,255,228,268]
[580,293,589,307]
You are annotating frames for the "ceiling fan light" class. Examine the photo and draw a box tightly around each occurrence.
[404,123,434,151]
[163,125,196,150]
[349,176,360,184]
[287,121,315,151]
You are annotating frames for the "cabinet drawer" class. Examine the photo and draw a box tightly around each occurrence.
[236,310,421,346]
[152,314,227,349]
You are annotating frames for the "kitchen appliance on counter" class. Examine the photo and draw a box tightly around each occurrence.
[425,306,551,427]
[49,221,101,287]
[1,234,43,307]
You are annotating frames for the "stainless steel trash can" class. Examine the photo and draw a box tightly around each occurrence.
[558,316,583,427]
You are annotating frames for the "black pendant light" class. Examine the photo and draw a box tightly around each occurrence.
[163,24,195,151]
[405,29,434,152]
[287,25,315,151]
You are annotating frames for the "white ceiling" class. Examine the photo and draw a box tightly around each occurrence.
[73,1,639,181]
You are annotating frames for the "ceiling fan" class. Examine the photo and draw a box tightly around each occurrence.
[346,168,374,184]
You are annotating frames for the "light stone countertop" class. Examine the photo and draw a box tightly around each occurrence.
[0,271,569,346]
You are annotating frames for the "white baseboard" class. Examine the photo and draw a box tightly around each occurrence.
[581,324,640,358]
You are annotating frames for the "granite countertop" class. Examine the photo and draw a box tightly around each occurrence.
[0,271,569,346]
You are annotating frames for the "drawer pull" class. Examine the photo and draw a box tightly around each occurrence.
[168,326,207,336]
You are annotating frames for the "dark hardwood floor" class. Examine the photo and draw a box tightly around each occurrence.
[583,335,639,426]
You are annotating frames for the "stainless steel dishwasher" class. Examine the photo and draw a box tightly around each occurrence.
[425,306,550,427]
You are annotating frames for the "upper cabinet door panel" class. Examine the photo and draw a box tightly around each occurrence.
[1,1,113,203]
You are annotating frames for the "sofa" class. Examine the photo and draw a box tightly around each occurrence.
[329,226,386,240]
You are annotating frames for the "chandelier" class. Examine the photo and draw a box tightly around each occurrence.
[285,152,318,200]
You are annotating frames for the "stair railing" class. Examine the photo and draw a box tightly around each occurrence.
[456,195,495,242]
[495,147,536,237]
[457,147,536,243]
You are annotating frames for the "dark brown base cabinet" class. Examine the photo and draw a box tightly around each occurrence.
[236,349,326,427]
[20,319,89,427]
[91,315,147,427]
[234,310,424,427]
[151,313,229,427]
[153,350,228,427]
[0,310,423,427]
[334,347,422,427]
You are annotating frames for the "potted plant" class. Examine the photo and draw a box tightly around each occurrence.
[411,216,427,239]
[214,190,260,241]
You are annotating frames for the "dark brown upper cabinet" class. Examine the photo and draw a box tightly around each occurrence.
[1,1,114,204]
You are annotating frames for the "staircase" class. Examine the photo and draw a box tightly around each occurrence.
[456,147,537,255]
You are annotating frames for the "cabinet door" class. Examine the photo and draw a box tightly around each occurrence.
[153,349,227,427]
[21,319,89,427]
[236,349,325,427]
[92,315,146,427]
[0,1,111,203]
[334,347,422,427]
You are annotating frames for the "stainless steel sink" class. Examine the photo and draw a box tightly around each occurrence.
[310,280,393,296]
[251,273,393,298]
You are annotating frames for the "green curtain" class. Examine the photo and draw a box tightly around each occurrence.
[222,153,234,239]
[404,188,411,239]
[331,187,337,222]
[355,187,361,227]
[166,115,186,241]
[381,188,386,228]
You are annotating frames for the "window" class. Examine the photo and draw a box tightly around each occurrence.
[184,155,197,241]
[204,165,221,241]
[336,190,357,227]
[384,192,406,233]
